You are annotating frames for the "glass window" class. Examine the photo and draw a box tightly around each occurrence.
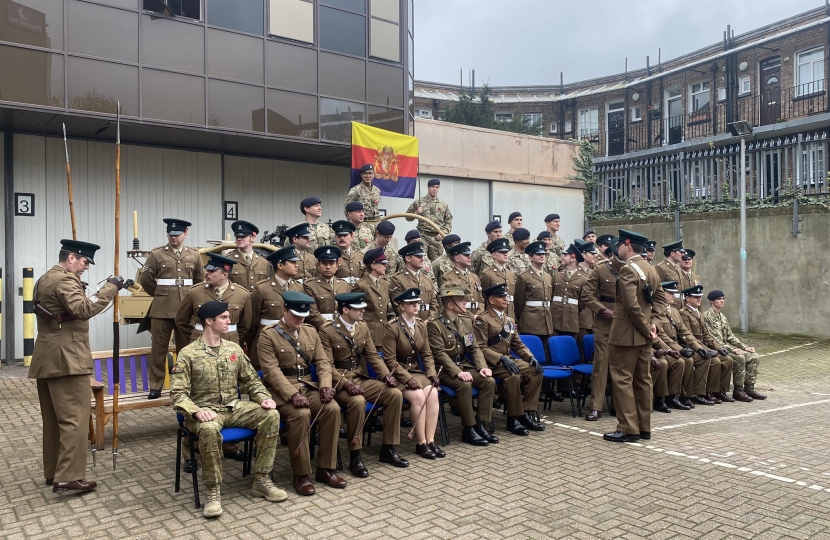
[268,0,313,43]
[319,52,365,101]
[740,76,751,94]
[407,0,412,35]
[0,0,63,51]
[549,122,557,133]
[577,108,598,139]
[320,97,365,142]
[143,0,200,19]
[631,106,642,122]
[207,28,264,83]
[0,44,63,107]
[690,81,710,112]
[207,0,263,35]
[407,33,413,75]
[142,14,205,74]
[267,41,316,92]
[208,79,265,131]
[494,112,512,122]
[797,48,824,96]
[67,0,139,63]
[802,142,826,189]
[68,57,139,116]
[370,18,399,62]
[142,68,205,124]
[369,105,403,133]
[564,120,572,132]
[321,0,365,13]
[415,108,431,118]
[371,0,398,22]
[367,62,403,107]
[319,7,365,57]
[267,89,317,138]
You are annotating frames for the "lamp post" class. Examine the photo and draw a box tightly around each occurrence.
[727,120,753,334]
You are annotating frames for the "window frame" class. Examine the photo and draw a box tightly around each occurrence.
[796,47,825,97]
[549,122,557,134]
[494,111,513,123]
[267,0,315,44]
[415,108,432,119]
[577,107,598,140]
[630,105,642,123]
[739,75,751,96]
[689,80,710,113]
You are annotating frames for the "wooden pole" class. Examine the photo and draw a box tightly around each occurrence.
[112,105,121,470]
[62,124,77,241]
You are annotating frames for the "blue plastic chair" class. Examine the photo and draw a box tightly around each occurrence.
[582,334,595,363]
[547,336,591,417]
[520,335,546,362]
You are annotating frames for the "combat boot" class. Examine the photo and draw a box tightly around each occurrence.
[744,386,767,400]
[203,486,222,518]
[252,474,288,502]
[732,388,753,402]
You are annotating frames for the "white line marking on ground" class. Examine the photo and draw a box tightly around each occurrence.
[758,342,817,357]
[652,400,830,431]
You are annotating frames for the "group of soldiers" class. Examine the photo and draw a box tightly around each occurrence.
[28,162,765,518]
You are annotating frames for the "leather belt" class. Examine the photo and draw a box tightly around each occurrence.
[157,278,193,287]
[552,296,578,305]
[280,368,301,377]
[195,323,237,331]
[526,300,551,307]
[599,295,615,303]
[260,318,279,325]
[334,360,356,370]
[322,313,334,321]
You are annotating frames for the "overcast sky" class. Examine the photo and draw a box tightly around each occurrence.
[414,0,824,87]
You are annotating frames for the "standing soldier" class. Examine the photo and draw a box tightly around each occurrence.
[354,248,394,345]
[439,242,484,319]
[332,221,361,286]
[506,228,531,275]
[345,201,374,251]
[227,220,271,291]
[582,229,597,244]
[479,238,517,321]
[429,288,498,446]
[595,234,615,264]
[405,178,453,261]
[361,221,403,275]
[389,242,437,321]
[304,246,351,330]
[471,220,503,276]
[298,196,334,250]
[284,223,317,283]
[537,231,559,278]
[678,249,701,291]
[655,240,685,307]
[645,241,657,265]
[504,212,523,243]
[405,229,438,292]
[139,218,204,400]
[514,240,554,345]
[544,214,565,258]
[345,163,382,234]
[577,242,598,343]
[551,245,587,340]
[433,234,461,284]
[31,240,123,493]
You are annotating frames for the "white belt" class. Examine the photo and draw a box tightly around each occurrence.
[526,300,551,307]
[674,293,681,299]
[507,295,514,302]
[465,302,479,309]
[296,279,304,284]
[343,276,358,284]
[420,304,430,311]
[157,278,193,286]
[551,296,578,305]
[322,313,334,321]
[260,318,279,325]
[195,323,237,331]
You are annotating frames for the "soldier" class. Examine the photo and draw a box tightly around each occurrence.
[429,288,498,446]
[304,245,351,330]
[361,220,403,275]
[257,291,346,495]
[31,239,122,493]
[478,238,517,321]
[655,239,685,307]
[595,234,615,264]
[537,231,559,278]
[332,220,361,286]
[405,229,438,292]
[139,218,204,400]
[645,241,657,265]
[703,290,766,400]
[175,253,252,346]
[471,220,503,275]
[474,283,545,436]
[649,352,670,414]
[227,220,271,291]
[544,213,565,258]
[248,246,305,369]
[678,249,701,291]
[345,201,374,251]
[284,223,317,283]
[434,234,461,283]
[576,242,597,343]
[170,301,284,518]
[439,242,484,319]
[298,196,334,250]
[389,242,437,321]
[383,288,444,459]
[551,244,587,340]
[514,240,554,345]
[603,230,663,443]
[319,292,409,475]
[504,212,523,243]
[506,228,531,275]
[582,229,597,244]
[353,248,393,345]
[345,163,382,234]
[581,240,621,421]
[405,178,453,261]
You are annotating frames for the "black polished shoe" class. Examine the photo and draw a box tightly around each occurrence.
[692,395,715,406]
[349,451,368,478]
[653,397,671,413]
[506,416,529,436]
[609,407,617,416]
[224,449,246,462]
[148,389,161,400]
[585,410,601,421]
[744,387,767,400]
[427,442,446,458]
[666,396,690,411]
[705,392,722,404]
[183,459,197,474]
[680,397,695,409]
[550,391,564,402]
[400,417,412,428]
[461,425,489,446]
[639,431,651,440]
[603,431,640,443]
[475,421,499,444]
[45,478,53,486]
[339,427,348,438]
[519,412,545,431]
[415,443,436,459]
[378,445,409,468]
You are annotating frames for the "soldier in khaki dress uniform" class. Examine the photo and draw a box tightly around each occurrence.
[478,238,517,321]
[227,220,271,291]
[678,249,701,291]
[332,220,362,286]
[298,196,334,250]
[353,248,394,345]
[429,288,498,446]
[319,292,409,476]
[504,211,523,243]
[31,240,122,493]
[284,223,317,283]
[405,229,438,292]
[345,201,374,251]
[655,239,686,308]
[361,220,403,276]
[576,242,598,344]
[471,221,503,276]
[439,242,484,319]
[389,242,437,321]
[544,213,566,258]
[514,241,554,344]
[405,178,453,261]
[595,234,616,264]
[345,163,382,235]
[506,228,531,275]
[650,285,695,412]
[433,233,460,284]
[304,245,351,330]
[474,283,545,436]
[551,245,587,340]
[383,288,444,459]
[537,231,559,279]
[645,241,657,265]
[139,218,204,399]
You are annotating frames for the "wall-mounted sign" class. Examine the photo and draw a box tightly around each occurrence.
[224,201,238,221]
[15,192,35,216]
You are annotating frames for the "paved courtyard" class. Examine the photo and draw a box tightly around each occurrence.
[1,332,829,540]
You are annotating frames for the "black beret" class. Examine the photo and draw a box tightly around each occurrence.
[582,229,596,239]
[345,201,364,212]
[231,220,259,237]
[442,233,461,246]
[707,289,725,301]
[59,239,101,265]
[163,218,191,236]
[537,231,552,240]
[331,220,356,235]
[508,211,522,224]
[512,228,530,241]
[544,214,560,222]
[300,197,322,213]
[484,220,502,233]
[376,221,395,235]
[314,245,342,260]
[359,163,374,173]
[197,301,228,319]
[427,178,440,187]
[405,229,421,242]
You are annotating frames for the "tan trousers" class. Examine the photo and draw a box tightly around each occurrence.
[609,343,652,435]
[650,357,669,397]
[37,376,90,483]
[149,317,188,391]
[685,353,710,397]
[273,386,340,476]
[491,359,543,416]
[337,377,403,451]
[589,331,610,411]
[707,354,734,393]
[667,356,691,396]
[439,368,497,425]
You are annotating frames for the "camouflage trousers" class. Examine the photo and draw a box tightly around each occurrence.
[421,234,443,261]
[729,352,760,389]
[186,401,280,487]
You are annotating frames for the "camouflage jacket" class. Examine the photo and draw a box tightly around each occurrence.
[506,248,530,275]
[405,196,453,236]
[433,252,454,283]
[298,220,334,251]
[550,233,565,257]
[543,251,560,279]
[703,309,746,352]
[471,241,494,276]
[345,182,382,221]
[350,221,375,252]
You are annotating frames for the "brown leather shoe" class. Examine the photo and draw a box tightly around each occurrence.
[745,387,767,400]
[714,391,735,403]
[45,478,53,486]
[315,469,347,489]
[705,392,722,404]
[585,410,601,421]
[733,389,753,402]
[293,475,316,496]
[52,479,97,493]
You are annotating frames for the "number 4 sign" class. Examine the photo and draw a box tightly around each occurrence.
[224,201,238,221]
[15,193,35,216]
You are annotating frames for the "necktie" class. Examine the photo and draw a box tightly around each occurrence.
[349,325,355,337]
[215,288,221,297]
[245,254,252,264]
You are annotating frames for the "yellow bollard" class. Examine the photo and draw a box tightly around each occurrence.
[23,268,34,366]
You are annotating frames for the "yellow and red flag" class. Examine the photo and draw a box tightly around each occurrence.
[351,122,418,198]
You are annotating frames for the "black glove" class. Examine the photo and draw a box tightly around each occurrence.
[653,349,666,358]
[106,275,125,290]
[680,348,694,358]
[290,392,309,408]
[319,387,336,403]
[405,378,421,391]
[428,375,441,387]
[718,348,730,355]
[383,374,398,388]
[697,348,709,358]
[344,381,364,396]
[527,356,544,375]
[500,355,521,375]
[650,356,662,370]
[667,350,681,359]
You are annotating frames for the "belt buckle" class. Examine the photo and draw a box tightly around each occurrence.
[297,365,305,379]
[175,278,184,287]
[351,358,358,370]
[406,357,413,369]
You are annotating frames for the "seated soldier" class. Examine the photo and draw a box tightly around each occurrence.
[170,301,285,518]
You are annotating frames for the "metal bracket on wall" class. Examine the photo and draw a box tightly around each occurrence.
[674,208,683,240]
[792,197,802,237]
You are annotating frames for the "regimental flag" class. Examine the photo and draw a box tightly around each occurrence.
[351,122,418,199]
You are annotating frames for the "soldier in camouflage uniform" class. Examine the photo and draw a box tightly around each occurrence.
[703,290,766,400]
[298,196,334,250]
[471,220,503,276]
[506,228,531,275]
[361,221,403,276]
[537,231,559,279]
[433,234,460,284]
[170,301,284,518]
[544,213,565,258]
[345,164,382,235]
[345,201,374,251]
[439,242,484,318]
[405,178,453,261]
[504,212,523,243]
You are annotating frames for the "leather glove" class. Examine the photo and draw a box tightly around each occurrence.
[500,355,521,375]
[707,349,719,359]
[697,348,709,358]
[680,348,694,358]
[344,381,364,396]
[428,375,441,387]
[527,356,544,375]
[666,350,681,358]
[653,349,666,358]
[718,348,730,356]
[405,378,421,391]
[319,386,336,403]
[650,356,662,370]
[290,392,309,408]
[383,374,398,388]
[106,275,125,290]
[598,307,614,321]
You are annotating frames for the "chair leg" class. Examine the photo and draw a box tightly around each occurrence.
[175,429,183,493]
[570,376,582,418]
[438,393,450,446]
[336,445,343,472]
[188,435,200,509]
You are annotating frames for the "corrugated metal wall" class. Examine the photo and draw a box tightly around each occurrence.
[492,182,585,244]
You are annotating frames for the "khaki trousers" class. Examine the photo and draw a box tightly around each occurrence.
[272,386,341,476]
[667,356,691,396]
[707,354,734,393]
[37,375,91,483]
[650,357,669,397]
[149,317,188,391]
[589,331,610,411]
[439,368,497,425]
[337,377,403,451]
[491,359,543,416]
[608,343,652,435]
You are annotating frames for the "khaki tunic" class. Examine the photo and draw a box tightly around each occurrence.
[227,249,271,291]
[550,269,587,334]
[383,318,436,386]
[577,265,595,331]
[515,268,554,336]
[303,277,351,329]
[295,248,317,283]
[479,265,517,321]
[439,268,484,316]
[248,277,304,368]
[679,269,701,293]
[608,256,663,347]
[353,274,392,345]
[655,259,684,308]
[319,319,390,380]
[389,269,438,321]
[336,248,362,286]
[175,282,252,345]
[581,261,618,335]
[139,244,205,319]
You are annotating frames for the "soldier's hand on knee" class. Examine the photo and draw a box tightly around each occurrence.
[650,357,661,370]
[733,348,744,355]
[718,347,730,356]
[527,356,544,375]
[260,398,276,409]
[706,349,719,359]
[479,368,492,378]
[653,349,666,358]
[428,375,441,387]
[290,392,310,408]
[500,356,521,375]
[320,387,336,403]
[667,350,681,359]
[383,374,398,388]
[745,346,756,354]
[457,371,473,382]
[679,348,694,358]
[195,410,218,422]
[344,381,364,396]
[405,378,421,391]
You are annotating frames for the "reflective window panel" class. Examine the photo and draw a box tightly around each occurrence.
[98,0,139,9]
[266,41,317,93]
[142,0,201,19]
[142,68,205,124]
[268,0,313,43]
[0,0,64,50]
[208,78,265,131]
[367,61,403,107]
[319,7,365,57]
[0,44,63,107]
[67,0,139,63]
[207,0,263,35]
[267,89,318,138]
[320,97,365,142]
[207,28,264,84]
[142,14,205,74]
[320,0,365,14]
[369,105,403,133]
[371,0,398,22]
[370,18,398,62]
[67,56,139,116]
[319,52,365,102]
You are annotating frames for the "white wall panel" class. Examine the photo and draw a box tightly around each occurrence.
[491,182,585,246]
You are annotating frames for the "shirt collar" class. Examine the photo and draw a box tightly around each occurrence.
[338,316,354,332]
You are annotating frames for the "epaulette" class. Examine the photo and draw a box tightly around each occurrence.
[151,245,166,252]
[388,317,398,324]
[188,283,203,290]
[302,323,315,328]
[321,320,334,328]
[255,278,270,286]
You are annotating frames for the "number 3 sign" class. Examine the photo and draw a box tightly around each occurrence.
[15,193,35,216]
